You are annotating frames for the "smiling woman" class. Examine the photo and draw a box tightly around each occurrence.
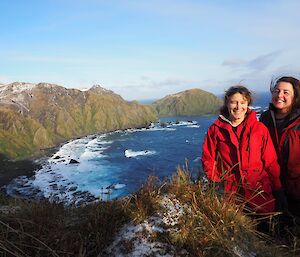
[226,93,248,126]
[260,76,300,217]
[202,85,282,214]
[271,81,295,119]
[222,86,252,127]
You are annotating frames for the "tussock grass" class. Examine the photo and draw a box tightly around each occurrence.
[163,168,271,256]
[124,176,164,223]
[0,198,129,257]
[0,168,299,257]
[127,167,299,257]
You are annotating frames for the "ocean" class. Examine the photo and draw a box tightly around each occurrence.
[5,93,271,204]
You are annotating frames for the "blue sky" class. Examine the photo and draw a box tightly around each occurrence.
[1,0,300,100]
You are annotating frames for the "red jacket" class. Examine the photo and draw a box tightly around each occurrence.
[260,106,300,200]
[202,110,281,213]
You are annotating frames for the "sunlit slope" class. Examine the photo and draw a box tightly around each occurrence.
[0,83,157,159]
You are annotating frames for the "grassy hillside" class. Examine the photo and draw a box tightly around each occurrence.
[0,168,298,257]
[152,88,222,117]
[0,83,157,159]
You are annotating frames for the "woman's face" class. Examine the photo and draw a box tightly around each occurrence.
[227,93,248,125]
[272,82,294,113]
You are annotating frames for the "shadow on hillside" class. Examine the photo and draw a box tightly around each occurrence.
[0,154,41,188]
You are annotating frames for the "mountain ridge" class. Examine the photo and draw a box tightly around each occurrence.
[0,82,221,159]
[0,82,157,159]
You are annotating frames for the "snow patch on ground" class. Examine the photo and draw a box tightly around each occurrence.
[104,195,257,257]
[104,195,189,257]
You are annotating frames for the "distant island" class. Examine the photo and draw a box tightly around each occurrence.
[152,88,221,117]
[0,82,221,160]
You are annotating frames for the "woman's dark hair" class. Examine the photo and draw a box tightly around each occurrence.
[220,85,252,117]
[271,76,300,108]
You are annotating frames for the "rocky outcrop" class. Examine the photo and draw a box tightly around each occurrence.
[0,82,157,159]
[152,88,222,117]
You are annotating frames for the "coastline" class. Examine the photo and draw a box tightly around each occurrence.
[0,128,145,194]
[0,120,190,198]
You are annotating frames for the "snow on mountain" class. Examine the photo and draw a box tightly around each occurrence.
[0,82,36,94]
[89,84,114,94]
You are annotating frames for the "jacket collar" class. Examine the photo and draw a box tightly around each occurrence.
[215,108,257,129]
[269,103,300,122]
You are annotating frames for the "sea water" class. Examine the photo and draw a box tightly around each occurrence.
[5,95,270,204]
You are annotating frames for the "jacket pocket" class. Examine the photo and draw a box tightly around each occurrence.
[244,176,275,213]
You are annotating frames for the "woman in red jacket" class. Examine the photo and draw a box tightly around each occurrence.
[260,76,300,217]
[202,85,282,214]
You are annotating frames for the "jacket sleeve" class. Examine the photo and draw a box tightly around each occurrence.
[201,126,221,182]
[261,126,282,191]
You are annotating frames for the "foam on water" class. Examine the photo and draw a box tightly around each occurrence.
[5,105,271,205]
[5,132,128,204]
[4,117,222,204]
[80,150,104,160]
[171,121,197,126]
[251,106,262,110]
[125,149,156,158]
[126,127,176,133]
[187,125,200,128]
[29,158,124,203]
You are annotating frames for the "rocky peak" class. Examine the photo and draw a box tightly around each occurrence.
[0,83,36,106]
[89,84,114,94]
[36,82,59,88]
[0,82,36,96]
[8,82,36,92]
[0,82,68,112]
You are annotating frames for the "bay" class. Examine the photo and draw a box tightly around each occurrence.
[5,94,270,204]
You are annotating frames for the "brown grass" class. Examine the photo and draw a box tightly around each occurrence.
[0,167,299,257]
[0,199,129,256]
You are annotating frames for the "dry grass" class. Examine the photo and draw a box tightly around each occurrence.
[127,167,300,257]
[124,176,165,223]
[0,167,299,257]
[0,199,129,257]
[163,168,279,256]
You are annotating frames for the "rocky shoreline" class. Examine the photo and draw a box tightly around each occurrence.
[0,143,109,204]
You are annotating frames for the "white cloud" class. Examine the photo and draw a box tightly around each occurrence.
[1,1,300,100]
[247,51,282,71]
[222,51,282,71]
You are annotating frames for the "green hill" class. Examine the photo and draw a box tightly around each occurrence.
[152,88,222,117]
[0,83,157,159]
